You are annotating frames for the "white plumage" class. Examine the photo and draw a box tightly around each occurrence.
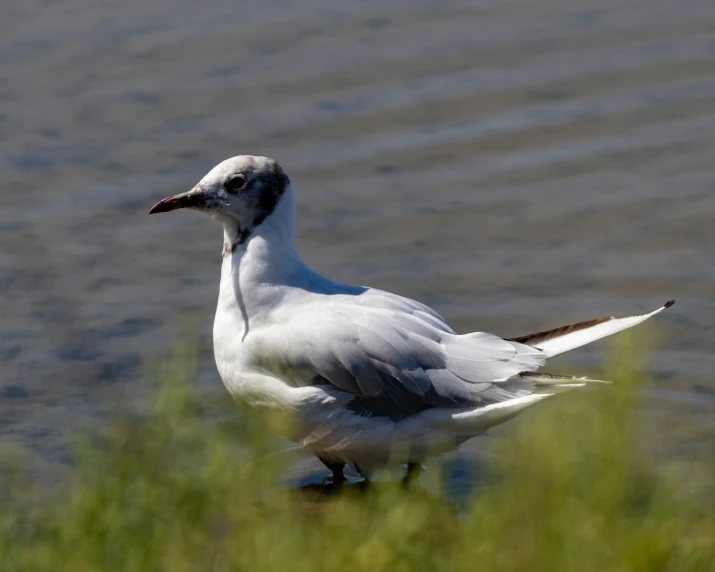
[150,155,675,479]
[529,302,675,358]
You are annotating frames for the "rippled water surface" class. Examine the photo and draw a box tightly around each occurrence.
[2,0,714,485]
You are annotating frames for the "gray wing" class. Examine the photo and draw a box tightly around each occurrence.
[254,291,546,419]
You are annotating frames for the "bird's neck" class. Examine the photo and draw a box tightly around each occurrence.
[222,189,304,287]
[217,191,308,340]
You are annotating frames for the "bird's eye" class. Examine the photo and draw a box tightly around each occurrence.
[225,174,247,193]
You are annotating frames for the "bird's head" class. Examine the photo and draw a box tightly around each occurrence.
[149,155,290,244]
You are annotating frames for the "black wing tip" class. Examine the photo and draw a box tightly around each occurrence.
[664,299,676,309]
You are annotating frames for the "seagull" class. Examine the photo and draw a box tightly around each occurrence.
[149,155,675,483]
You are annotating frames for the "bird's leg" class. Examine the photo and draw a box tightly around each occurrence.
[403,462,422,485]
[318,457,346,484]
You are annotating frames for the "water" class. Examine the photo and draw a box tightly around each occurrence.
[1,0,714,485]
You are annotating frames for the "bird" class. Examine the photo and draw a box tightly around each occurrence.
[149,155,675,484]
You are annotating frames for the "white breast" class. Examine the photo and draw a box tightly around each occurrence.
[212,255,249,395]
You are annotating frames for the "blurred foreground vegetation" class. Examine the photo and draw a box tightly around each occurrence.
[1,339,714,571]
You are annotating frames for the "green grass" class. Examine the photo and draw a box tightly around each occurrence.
[1,338,714,571]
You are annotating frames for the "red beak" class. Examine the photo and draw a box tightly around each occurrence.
[148,187,204,214]
[149,195,185,214]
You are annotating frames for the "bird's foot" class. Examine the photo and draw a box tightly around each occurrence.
[402,462,422,486]
[318,457,347,486]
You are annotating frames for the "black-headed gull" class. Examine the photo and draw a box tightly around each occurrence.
[149,155,674,482]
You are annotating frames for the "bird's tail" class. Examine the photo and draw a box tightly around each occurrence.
[507,300,675,358]
[445,300,675,434]
[521,371,612,392]
[442,375,608,435]
[329,300,676,465]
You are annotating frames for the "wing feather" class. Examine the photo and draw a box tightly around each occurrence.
[251,290,545,419]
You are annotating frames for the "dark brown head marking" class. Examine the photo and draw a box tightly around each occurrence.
[251,161,289,230]
[149,155,292,256]
[229,159,290,251]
